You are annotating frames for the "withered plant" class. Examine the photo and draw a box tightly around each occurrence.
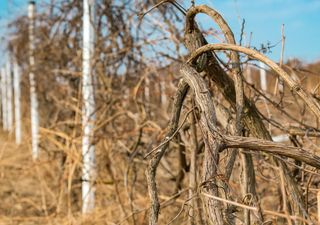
[1,1,320,225]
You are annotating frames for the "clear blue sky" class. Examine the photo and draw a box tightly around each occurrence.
[0,0,319,64]
[195,0,320,63]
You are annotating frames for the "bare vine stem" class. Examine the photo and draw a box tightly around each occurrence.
[144,107,194,158]
[185,5,259,224]
[188,43,320,120]
[146,80,189,225]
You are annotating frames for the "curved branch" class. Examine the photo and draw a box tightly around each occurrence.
[187,43,320,120]
[185,7,258,223]
[146,79,189,225]
[180,63,224,224]
[223,135,320,169]
[185,6,244,132]
[186,5,244,135]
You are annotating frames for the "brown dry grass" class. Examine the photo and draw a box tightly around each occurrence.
[1,61,320,224]
[5,40,320,225]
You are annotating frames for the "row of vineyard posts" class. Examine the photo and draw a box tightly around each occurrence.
[0,0,294,218]
[0,0,96,213]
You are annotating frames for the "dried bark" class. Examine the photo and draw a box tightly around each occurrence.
[223,135,320,169]
[181,64,225,225]
[188,43,320,120]
[185,6,261,224]
[140,3,318,224]
[146,80,188,225]
[184,23,310,222]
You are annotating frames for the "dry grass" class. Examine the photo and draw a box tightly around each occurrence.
[1,61,320,224]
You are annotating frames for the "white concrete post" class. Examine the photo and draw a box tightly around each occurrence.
[28,1,40,159]
[246,65,253,84]
[1,67,8,131]
[6,59,13,132]
[13,60,22,144]
[82,0,96,213]
[259,61,267,92]
[159,78,167,106]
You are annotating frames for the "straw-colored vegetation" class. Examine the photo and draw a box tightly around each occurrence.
[1,1,320,224]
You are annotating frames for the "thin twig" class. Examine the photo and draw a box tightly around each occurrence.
[144,107,194,158]
[201,192,311,224]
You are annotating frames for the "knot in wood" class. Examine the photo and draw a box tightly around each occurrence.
[291,84,301,92]
[200,89,209,94]
[243,106,249,115]
[230,62,240,69]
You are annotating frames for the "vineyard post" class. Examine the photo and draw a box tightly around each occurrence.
[246,65,253,84]
[28,1,40,159]
[159,77,167,106]
[6,59,13,132]
[259,61,267,91]
[82,0,96,213]
[13,60,21,144]
[1,67,8,131]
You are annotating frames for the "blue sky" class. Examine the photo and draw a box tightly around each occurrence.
[194,0,320,63]
[0,0,319,64]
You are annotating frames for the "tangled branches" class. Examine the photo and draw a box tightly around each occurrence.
[144,3,320,225]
